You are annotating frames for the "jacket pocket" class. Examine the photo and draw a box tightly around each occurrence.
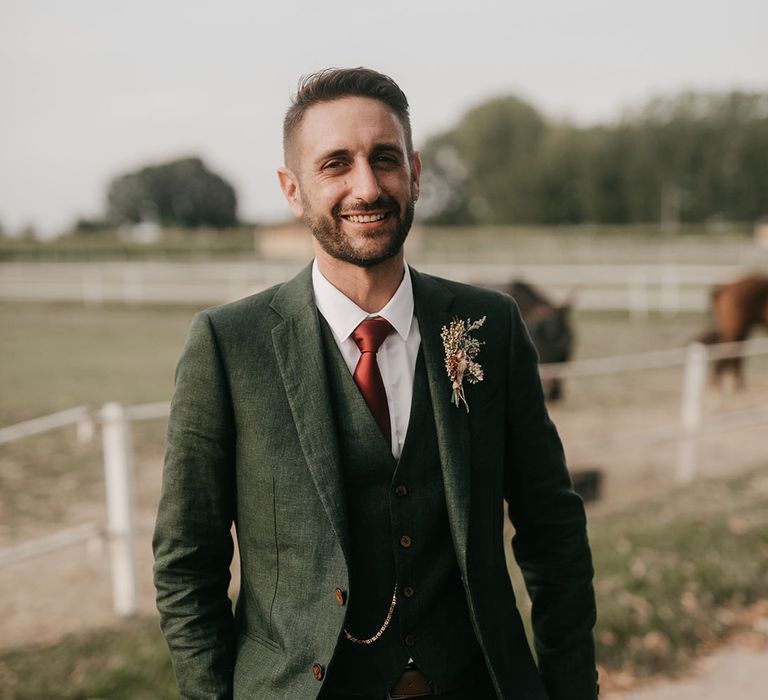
[241,628,282,654]
[234,630,284,699]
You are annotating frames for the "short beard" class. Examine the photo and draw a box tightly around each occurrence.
[303,197,415,269]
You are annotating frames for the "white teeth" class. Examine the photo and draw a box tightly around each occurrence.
[345,213,387,223]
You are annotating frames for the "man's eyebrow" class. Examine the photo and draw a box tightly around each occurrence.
[316,148,350,164]
[371,142,405,155]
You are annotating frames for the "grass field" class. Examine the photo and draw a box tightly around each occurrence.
[0,300,713,425]
[0,302,693,535]
[2,299,766,535]
[1,294,767,696]
[0,302,199,426]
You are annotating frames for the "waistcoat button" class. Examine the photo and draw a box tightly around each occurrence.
[402,585,415,598]
[312,663,324,681]
[394,484,408,496]
[404,634,416,647]
[400,535,412,548]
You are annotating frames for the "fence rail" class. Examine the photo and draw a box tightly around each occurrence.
[0,405,93,445]
[0,523,101,568]
[2,261,762,314]
[539,337,768,379]
[2,336,767,616]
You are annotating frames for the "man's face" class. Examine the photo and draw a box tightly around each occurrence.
[279,96,421,268]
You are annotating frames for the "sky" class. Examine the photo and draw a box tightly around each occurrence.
[1,0,766,236]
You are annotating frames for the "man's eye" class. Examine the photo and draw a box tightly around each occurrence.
[375,154,397,163]
[323,160,345,169]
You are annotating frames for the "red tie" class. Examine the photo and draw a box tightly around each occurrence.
[351,317,392,443]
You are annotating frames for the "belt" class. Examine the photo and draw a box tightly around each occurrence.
[387,667,438,699]
[327,662,491,700]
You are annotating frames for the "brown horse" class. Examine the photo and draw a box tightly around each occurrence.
[499,280,575,401]
[698,274,768,388]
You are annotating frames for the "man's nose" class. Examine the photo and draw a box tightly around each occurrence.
[348,161,382,203]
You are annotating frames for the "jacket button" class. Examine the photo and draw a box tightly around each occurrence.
[400,535,412,548]
[404,634,416,647]
[402,585,415,598]
[334,587,346,606]
[312,663,324,681]
[394,484,408,496]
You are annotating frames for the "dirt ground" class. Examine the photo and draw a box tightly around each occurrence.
[620,645,768,699]
[1,311,766,697]
[612,630,768,699]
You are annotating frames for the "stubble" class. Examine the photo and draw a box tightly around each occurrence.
[302,197,415,269]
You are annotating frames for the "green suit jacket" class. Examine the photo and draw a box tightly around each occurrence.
[152,264,598,700]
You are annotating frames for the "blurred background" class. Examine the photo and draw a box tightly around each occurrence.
[1,1,767,698]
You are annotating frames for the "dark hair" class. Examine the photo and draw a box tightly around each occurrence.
[283,67,412,164]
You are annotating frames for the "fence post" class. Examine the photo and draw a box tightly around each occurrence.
[101,402,138,615]
[676,343,708,483]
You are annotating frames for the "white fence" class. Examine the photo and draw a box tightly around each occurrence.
[1,337,767,617]
[0,400,168,616]
[540,337,768,482]
[1,261,761,316]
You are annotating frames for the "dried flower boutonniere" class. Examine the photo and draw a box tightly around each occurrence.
[440,316,486,412]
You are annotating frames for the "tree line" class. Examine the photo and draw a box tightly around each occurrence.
[84,90,767,232]
[419,91,768,226]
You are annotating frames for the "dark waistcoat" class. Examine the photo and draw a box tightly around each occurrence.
[318,318,484,696]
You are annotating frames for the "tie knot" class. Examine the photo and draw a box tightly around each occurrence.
[352,317,392,354]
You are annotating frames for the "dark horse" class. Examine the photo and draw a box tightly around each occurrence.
[499,280,575,401]
[696,274,768,389]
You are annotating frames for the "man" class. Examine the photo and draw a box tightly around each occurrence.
[153,67,598,700]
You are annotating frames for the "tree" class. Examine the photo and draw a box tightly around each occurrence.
[528,124,591,224]
[420,95,546,224]
[624,91,768,223]
[106,157,238,228]
[420,90,768,226]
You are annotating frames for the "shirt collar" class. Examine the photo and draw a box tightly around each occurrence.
[311,259,415,343]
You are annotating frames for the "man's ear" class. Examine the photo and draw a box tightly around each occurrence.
[411,151,422,201]
[277,167,304,218]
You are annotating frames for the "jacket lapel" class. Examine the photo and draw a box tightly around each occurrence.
[411,267,472,576]
[270,264,350,560]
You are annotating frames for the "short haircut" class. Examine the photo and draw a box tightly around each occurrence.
[283,67,413,166]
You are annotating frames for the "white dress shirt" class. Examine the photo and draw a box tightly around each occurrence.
[312,259,421,459]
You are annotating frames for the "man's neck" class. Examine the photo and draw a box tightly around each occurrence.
[314,252,405,313]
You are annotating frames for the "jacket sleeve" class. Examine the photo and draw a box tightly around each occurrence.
[152,311,237,699]
[502,299,599,699]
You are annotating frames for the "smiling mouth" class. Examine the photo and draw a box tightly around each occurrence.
[340,211,391,224]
